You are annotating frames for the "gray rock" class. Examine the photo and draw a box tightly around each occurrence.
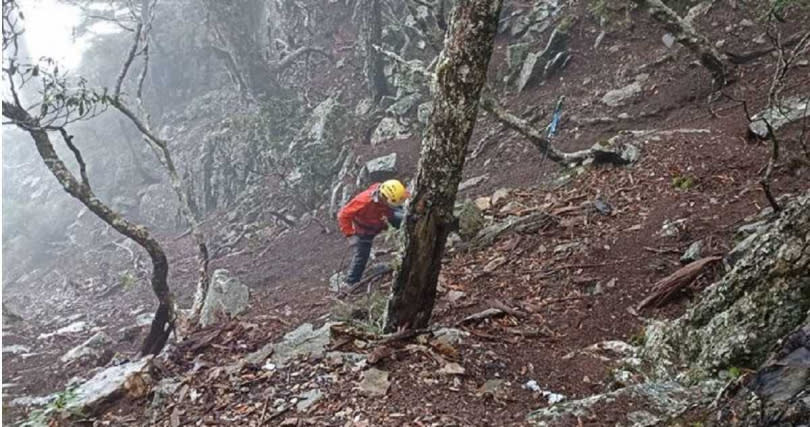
[508,1,555,38]
[619,144,641,163]
[199,269,250,327]
[662,33,676,48]
[643,191,810,380]
[504,42,531,85]
[358,368,390,396]
[9,394,56,408]
[150,377,181,408]
[391,59,427,97]
[325,351,366,368]
[602,81,642,107]
[749,97,810,138]
[370,117,411,146]
[455,199,486,241]
[751,347,810,402]
[527,382,696,426]
[245,322,334,368]
[364,153,397,177]
[355,98,373,116]
[680,240,703,264]
[516,29,569,92]
[386,94,419,117]
[658,218,687,238]
[287,97,340,153]
[474,196,492,211]
[725,231,761,271]
[328,272,347,293]
[61,331,113,364]
[736,220,768,237]
[296,389,323,412]
[65,357,153,414]
[446,290,466,303]
[543,51,570,79]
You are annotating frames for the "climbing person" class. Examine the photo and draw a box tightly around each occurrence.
[337,179,409,291]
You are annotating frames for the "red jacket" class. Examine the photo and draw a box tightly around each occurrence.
[337,183,394,237]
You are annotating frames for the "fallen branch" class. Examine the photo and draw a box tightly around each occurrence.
[341,264,394,296]
[456,308,505,325]
[631,0,728,86]
[726,31,808,65]
[489,299,528,319]
[479,92,594,165]
[480,92,639,167]
[375,328,432,345]
[637,256,722,310]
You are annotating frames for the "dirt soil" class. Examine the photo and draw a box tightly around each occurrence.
[3,1,810,426]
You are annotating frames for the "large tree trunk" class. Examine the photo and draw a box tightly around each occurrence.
[360,0,388,103]
[384,0,503,332]
[2,102,175,356]
[632,0,728,87]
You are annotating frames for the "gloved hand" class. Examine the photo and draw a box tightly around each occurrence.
[347,234,359,246]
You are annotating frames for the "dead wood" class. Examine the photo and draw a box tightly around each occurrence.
[726,31,808,65]
[375,328,432,345]
[457,308,506,326]
[489,299,529,319]
[631,0,728,86]
[637,256,722,310]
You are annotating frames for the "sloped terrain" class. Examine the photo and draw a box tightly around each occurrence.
[3,1,809,426]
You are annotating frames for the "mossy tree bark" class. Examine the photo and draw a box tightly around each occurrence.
[384,0,503,332]
[2,102,175,356]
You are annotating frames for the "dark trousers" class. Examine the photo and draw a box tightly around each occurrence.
[344,207,404,285]
[346,234,375,284]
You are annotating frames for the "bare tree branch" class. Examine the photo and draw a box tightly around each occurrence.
[56,127,90,189]
[274,46,333,73]
[114,23,143,98]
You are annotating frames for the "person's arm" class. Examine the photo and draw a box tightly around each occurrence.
[388,206,404,229]
[338,195,366,236]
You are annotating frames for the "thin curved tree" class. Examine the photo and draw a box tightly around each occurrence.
[2,0,174,355]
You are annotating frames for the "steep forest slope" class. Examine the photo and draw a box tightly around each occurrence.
[2,0,809,425]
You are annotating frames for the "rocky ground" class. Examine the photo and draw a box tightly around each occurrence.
[3,1,810,426]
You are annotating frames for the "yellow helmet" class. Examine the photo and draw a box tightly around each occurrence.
[379,179,408,206]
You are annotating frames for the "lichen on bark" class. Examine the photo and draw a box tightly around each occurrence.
[384,0,503,332]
